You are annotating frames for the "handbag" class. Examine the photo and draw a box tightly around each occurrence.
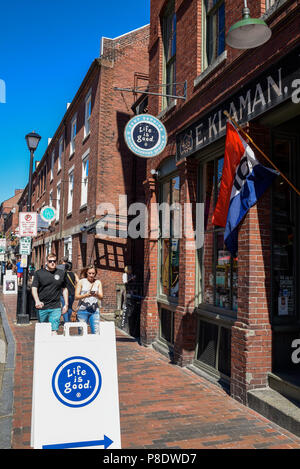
[72,280,98,312]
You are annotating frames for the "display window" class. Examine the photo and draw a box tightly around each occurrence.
[199,156,238,313]
[159,175,180,299]
[272,137,296,319]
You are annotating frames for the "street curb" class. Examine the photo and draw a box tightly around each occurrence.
[0,300,15,449]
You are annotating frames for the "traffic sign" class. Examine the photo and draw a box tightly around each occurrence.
[19,212,37,237]
[0,239,6,254]
[19,236,31,255]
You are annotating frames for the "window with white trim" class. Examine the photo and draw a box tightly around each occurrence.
[81,155,89,206]
[56,183,61,221]
[84,90,92,138]
[202,0,225,70]
[58,137,63,172]
[70,115,77,156]
[49,190,53,207]
[50,151,54,181]
[68,169,74,214]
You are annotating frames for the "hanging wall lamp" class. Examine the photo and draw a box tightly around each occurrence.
[226,0,272,49]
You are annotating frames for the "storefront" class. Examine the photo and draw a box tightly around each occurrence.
[141,41,300,404]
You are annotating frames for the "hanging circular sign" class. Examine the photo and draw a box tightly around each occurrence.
[52,356,102,408]
[40,205,56,222]
[124,114,167,158]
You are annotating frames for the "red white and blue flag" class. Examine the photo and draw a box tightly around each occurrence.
[212,121,278,256]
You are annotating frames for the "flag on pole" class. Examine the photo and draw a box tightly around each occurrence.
[212,121,279,256]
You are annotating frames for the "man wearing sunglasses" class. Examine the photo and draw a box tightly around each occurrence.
[31,253,69,334]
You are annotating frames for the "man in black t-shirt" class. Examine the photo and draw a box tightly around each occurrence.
[31,253,69,334]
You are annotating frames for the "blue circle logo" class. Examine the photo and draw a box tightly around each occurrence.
[124,114,167,158]
[52,356,102,408]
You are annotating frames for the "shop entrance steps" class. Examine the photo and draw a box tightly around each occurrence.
[248,387,300,438]
[268,372,300,403]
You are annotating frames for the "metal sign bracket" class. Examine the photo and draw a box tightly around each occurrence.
[113,80,187,101]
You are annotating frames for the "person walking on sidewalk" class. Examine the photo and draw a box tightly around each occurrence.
[16,257,23,286]
[31,253,69,335]
[73,265,103,334]
[61,261,79,322]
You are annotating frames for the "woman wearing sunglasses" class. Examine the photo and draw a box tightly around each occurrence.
[73,265,103,334]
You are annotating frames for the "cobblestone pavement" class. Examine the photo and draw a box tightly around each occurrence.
[1,291,300,449]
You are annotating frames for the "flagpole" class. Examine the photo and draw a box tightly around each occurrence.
[223,111,300,197]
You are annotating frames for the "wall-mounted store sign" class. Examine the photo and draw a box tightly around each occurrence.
[177,45,300,160]
[125,114,167,158]
[40,206,56,223]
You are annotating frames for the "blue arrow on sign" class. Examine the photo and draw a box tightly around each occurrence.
[42,434,113,449]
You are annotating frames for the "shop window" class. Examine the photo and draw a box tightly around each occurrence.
[162,0,176,109]
[196,319,231,378]
[272,138,296,319]
[198,157,238,312]
[159,307,174,345]
[159,175,180,299]
[202,0,225,70]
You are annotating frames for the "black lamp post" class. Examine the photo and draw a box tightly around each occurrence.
[17,131,41,324]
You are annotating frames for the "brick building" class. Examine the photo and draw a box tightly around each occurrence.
[141,0,300,413]
[0,189,23,258]
[18,24,149,314]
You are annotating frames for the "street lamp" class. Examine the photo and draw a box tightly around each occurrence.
[226,0,272,49]
[17,131,41,324]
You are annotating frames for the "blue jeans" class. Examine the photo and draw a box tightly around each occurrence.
[60,294,74,322]
[38,308,61,331]
[77,309,100,334]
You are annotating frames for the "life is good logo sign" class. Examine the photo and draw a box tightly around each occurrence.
[124,114,167,158]
[19,212,37,237]
[31,322,121,449]
[52,356,102,408]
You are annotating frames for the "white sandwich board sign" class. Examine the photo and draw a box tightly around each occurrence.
[31,322,121,449]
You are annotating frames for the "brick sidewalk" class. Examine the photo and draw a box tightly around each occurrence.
[1,291,300,449]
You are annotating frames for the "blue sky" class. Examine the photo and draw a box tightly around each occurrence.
[0,0,150,203]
